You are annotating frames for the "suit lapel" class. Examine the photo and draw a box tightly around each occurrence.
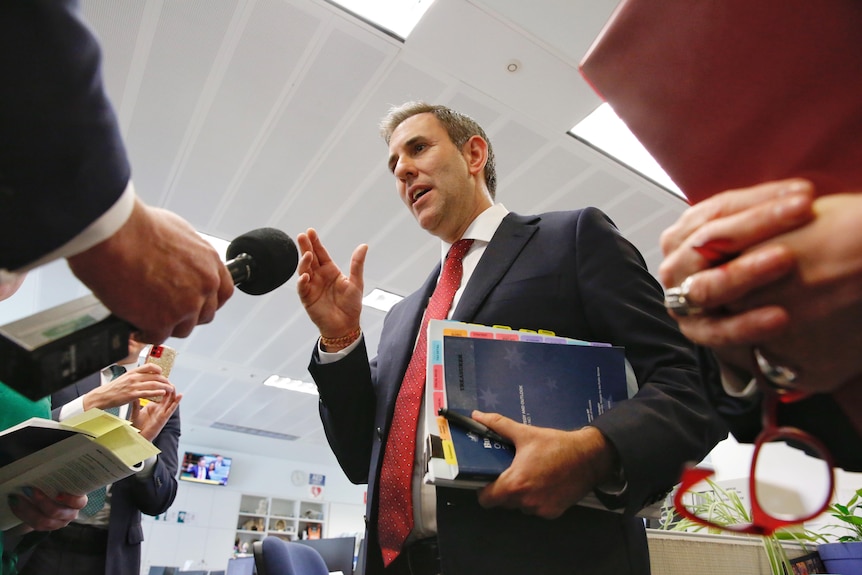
[452,212,538,321]
[383,212,537,401]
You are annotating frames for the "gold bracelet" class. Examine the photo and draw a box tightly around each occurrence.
[320,327,362,348]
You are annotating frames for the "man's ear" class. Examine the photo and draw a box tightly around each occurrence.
[462,135,488,177]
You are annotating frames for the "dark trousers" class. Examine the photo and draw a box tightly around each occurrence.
[385,538,442,575]
[18,523,107,575]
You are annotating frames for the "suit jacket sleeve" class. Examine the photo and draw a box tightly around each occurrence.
[104,405,180,517]
[698,346,862,472]
[309,339,377,484]
[121,407,180,516]
[0,0,131,270]
[565,208,728,513]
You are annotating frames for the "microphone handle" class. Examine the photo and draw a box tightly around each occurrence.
[226,253,254,286]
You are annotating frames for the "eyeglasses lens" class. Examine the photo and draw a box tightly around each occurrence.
[752,434,832,521]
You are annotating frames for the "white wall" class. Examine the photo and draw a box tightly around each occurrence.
[139,440,366,575]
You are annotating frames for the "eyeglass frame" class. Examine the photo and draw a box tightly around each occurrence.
[673,348,836,536]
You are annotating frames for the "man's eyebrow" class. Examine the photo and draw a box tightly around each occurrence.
[388,135,424,170]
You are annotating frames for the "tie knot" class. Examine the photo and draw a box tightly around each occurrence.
[447,239,474,262]
[109,365,127,380]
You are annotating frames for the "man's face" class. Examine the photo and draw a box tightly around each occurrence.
[387,113,486,242]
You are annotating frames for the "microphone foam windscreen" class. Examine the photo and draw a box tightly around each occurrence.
[226,228,298,295]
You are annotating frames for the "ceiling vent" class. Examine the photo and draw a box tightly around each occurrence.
[211,421,299,441]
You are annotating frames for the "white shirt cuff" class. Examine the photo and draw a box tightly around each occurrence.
[0,181,136,283]
[719,363,758,397]
[317,334,363,364]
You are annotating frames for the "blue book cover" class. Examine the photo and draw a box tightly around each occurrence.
[441,335,627,481]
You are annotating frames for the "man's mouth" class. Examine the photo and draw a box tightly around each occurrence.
[412,187,431,202]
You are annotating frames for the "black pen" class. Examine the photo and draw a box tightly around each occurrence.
[438,407,514,447]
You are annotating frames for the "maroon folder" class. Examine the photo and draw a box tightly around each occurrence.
[579,0,862,204]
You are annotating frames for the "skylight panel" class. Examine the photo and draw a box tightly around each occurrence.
[571,103,685,199]
[326,0,435,39]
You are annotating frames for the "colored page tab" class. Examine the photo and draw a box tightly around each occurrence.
[437,418,457,465]
[494,332,519,341]
[436,416,452,441]
[468,330,494,339]
[441,439,457,466]
[430,339,443,365]
[433,390,446,415]
[432,363,445,391]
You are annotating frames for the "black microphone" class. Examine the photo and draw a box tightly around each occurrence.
[0,228,299,399]
[225,227,298,295]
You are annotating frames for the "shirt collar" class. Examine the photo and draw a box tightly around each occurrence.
[439,203,509,261]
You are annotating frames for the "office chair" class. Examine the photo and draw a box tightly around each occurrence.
[295,537,355,575]
[252,537,329,575]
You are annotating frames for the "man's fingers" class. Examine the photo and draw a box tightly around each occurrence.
[678,306,791,348]
[349,244,368,289]
[660,178,813,256]
[471,411,518,442]
[659,193,813,289]
[677,245,796,311]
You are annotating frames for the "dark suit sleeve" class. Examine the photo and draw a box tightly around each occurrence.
[698,346,862,472]
[569,209,728,513]
[121,407,180,516]
[0,0,130,269]
[309,340,377,483]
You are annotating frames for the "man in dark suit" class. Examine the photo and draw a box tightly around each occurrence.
[0,0,233,344]
[188,457,211,480]
[18,339,181,575]
[296,102,727,575]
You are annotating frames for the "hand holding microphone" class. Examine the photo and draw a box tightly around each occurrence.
[68,199,298,343]
[0,223,298,400]
[68,198,236,343]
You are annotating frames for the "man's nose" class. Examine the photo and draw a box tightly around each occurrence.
[393,156,415,180]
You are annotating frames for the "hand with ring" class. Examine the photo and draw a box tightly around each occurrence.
[663,276,702,317]
[659,178,862,393]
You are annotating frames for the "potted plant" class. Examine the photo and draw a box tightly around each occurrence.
[660,478,823,575]
[818,488,862,575]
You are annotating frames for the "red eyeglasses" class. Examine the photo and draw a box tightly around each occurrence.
[673,349,835,536]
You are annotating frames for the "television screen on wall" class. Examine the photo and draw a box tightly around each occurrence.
[179,452,232,485]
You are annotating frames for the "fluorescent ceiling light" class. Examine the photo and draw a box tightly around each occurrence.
[263,375,319,395]
[363,288,403,312]
[571,103,684,199]
[325,0,435,39]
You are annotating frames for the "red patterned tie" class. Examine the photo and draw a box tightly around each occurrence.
[377,239,474,566]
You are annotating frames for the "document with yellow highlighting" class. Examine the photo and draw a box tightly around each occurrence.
[0,409,160,529]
